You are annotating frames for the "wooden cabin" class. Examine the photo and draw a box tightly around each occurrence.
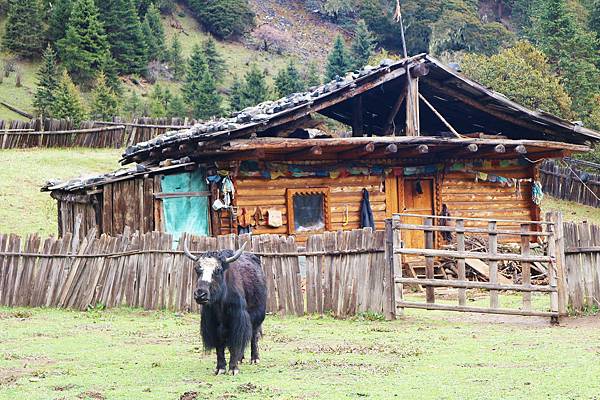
[44,55,598,248]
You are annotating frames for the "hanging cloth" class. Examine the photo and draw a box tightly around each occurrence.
[360,188,375,229]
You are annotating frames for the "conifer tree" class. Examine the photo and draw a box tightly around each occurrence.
[123,91,144,118]
[149,83,168,117]
[167,95,188,117]
[203,37,226,83]
[91,71,119,120]
[190,69,222,119]
[58,0,110,86]
[168,36,185,80]
[48,0,72,45]
[350,19,376,70]
[2,0,45,58]
[143,3,166,61]
[51,70,87,123]
[275,61,304,97]
[305,62,321,88]
[240,64,270,107]
[33,45,60,118]
[96,0,148,74]
[182,44,207,104]
[325,34,351,81]
[229,75,244,111]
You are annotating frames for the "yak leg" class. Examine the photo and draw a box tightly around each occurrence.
[250,325,261,364]
[214,346,226,375]
[228,346,242,376]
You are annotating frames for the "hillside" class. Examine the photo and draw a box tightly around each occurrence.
[0,0,346,120]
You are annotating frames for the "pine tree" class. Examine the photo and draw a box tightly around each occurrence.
[275,61,304,97]
[240,64,270,107]
[149,84,168,117]
[305,62,321,88]
[123,90,144,118]
[51,70,87,123]
[203,37,226,83]
[229,75,244,111]
[350,19,376,70]
[188,0,255,39]
[96,0,148,75]
[190,69,222,119]
[168,36,185,80]
[91,71,119,120]
[182,44,207,104]
[2,0,45,58]
[100,54,122,94]
[143,3,166,61]
[58,0,110,86]
[33,45,60,118]
[325,35,351,81]
[48,0,72,45]
[167,95,188,117]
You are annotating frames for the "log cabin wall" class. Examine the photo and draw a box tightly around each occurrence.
[440,161,538,233]
[57,199,99,238]
[231,175,387,241]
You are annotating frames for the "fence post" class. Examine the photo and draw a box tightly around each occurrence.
[391,215,404,317]
[521,224,532,311]
[489,221,499,309]
[548,211,568,315]
[424,217,435,304]
[456,219,466,306]
[545,217,559,323]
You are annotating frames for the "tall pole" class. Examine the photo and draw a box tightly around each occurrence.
[394,0,418,136]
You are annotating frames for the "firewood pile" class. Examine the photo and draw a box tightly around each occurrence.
[441,235,549,284]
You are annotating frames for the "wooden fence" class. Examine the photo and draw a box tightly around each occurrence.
[392,213,562,320]
[540,159,600,207]
[562,218,600,312]
[95,117,193,146]
[0,228,388,317]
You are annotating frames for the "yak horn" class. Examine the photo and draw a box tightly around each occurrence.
[183,239,199,262]
[225,242,247,264]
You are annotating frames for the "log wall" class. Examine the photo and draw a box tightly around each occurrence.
[232,175,387,240]
[441,163,537,232]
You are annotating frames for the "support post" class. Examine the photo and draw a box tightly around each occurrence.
[549,211,568,315]
[424,217,435,303]
[521,223,532,311]
[384,219,395,320]
[392,215,404,317]
[489,221,499,309]
[546,218,559,323]
[352,96,364,137]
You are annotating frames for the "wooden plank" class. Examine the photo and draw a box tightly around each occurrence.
[395,278,556,292]
[392,215,404,317]
[521,224,532,311]
[464,258,512,284]
[397,301,558,317]
[456,219,466,306]
[424,218,435,304]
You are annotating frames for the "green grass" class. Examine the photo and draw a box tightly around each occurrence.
[0,300,599,399]
[0,148,122,237]
[0,55,39,120]
[541,196,600,225]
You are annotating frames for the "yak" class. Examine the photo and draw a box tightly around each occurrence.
[184,241,267,376]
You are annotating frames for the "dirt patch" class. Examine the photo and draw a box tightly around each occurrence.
[295,342,425,358]
[54,384,76,391]
[0,310,32,320]
[77,391,105,400]
[180,392,198,400]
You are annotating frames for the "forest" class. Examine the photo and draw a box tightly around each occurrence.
[1,0,600,143]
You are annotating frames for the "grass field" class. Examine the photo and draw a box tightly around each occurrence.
[0,148,122,237]
[0,297,599,400]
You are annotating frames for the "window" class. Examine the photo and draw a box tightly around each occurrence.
[286,188,331,234]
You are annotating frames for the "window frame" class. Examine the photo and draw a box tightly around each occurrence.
[286,188,331,235]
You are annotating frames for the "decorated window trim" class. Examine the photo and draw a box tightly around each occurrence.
[286,188,331,235]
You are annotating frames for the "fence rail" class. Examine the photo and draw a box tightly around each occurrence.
[540,159,600,207]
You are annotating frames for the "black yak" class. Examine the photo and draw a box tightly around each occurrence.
[184,241,267,375]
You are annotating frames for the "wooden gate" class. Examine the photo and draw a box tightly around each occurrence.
[389,213,565,322]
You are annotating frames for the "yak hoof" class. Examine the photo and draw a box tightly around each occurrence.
[239,356,244,364]
[250,358,260,364]
[230,368,240,376]
[214,368,227,375]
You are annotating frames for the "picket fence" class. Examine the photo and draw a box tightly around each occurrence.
[0,228,389,317]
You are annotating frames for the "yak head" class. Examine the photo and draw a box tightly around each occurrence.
[184,241,246,305]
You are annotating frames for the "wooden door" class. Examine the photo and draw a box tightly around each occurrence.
[400,177,434,249]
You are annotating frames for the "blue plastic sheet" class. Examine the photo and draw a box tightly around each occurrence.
[161,170,210,246]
